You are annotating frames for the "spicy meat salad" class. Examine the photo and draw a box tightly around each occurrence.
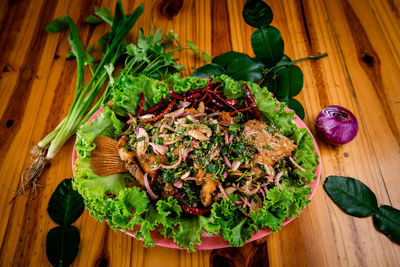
[109,105,304,216]
[73,75,319,251]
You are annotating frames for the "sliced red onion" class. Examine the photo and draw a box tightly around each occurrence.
[175,111,190,118]
[239,195,248,208]
[148,142,169,155]
[223,171,228,179]
[224,129,229,145]
[181,177,196,181]
[260,187,266,201]
[209,148,221,161]
[194,113,207,117]
[144,173,158,200]
[274,171,283,189]
[180,171,191,179]
[150,165,161,171]
[161,154,182,169]
[262,185,269,194]
[178,101,191,109]
[136,125,142,135]
[229,134,234,143]
[174,180,183,188]
[182,148,190,161]
[289,156,306,172]
[208,112,222,117]
[223,156,232,168]
[234,201,244,207]
[218,184,229,201]
[231,160,241,172]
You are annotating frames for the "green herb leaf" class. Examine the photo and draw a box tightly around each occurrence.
[251,26,284,67]
[275,65,303,98]
[242,0,273,28]
[47,179,85,226]
[95,6,113,25]
[191,63,226,78]
[373,205,400,243]
[271,54,292,74]
[45,15,69,33]
[212,51,249,69]
[226,55,265,83]
[84,15,104,25]
[324,176,378,217]
[46,225,80,267]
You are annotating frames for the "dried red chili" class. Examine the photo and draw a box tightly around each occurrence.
[139,99,177,123]
[140,98,170,115]
[242,83,261,120]
[137,91,145,115]
[170,190,211,215]
[169,86,185,100]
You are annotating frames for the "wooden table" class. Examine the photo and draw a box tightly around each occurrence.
[1,0,399,266]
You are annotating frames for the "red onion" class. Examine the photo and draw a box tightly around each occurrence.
[231,160,241,172]
[182,148,190,161]
[228,134,234,143]
[218,184,229,201]
[178,101,191,109]
[316,105,358,145]
[174,180,183,188]
[234,201,244,207]
[222,156,232,168]
[161,154,182,169]
[223,171,228,179]
[144,173,158,200]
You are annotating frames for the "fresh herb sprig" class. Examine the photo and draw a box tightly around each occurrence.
[324,176,400,243]
[191,0,327,119]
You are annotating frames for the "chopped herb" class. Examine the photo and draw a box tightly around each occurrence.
[267,126,275,133]
[252,136,256,140]
[228,124,240,134]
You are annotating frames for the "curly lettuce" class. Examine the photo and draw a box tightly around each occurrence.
[73,75,319,251]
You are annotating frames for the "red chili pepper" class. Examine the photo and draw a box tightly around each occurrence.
[170,190,211,215]
[242,83,261,120]
[180,202,211,215]
[169,86,185,100]
[137,91,145,115]
[205,106,217,112]
[105,193,116,199]
[186,92,203,100]
[210,98,225,108]
[207,90,238,111]
[230,106,252,116]
[139,99,176,123]
[141,98,170,115]
[225,99,237,106]
[184,88,204,97]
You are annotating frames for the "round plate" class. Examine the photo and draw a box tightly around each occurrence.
[72,107,321,250]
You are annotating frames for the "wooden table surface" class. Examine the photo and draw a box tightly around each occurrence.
[1,0,400,266]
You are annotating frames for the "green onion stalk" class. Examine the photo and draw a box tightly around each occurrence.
[15,2,144,199]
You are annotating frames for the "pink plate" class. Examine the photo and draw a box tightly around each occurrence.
[72,107,321,250]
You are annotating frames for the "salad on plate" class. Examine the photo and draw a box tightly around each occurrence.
[72,74,320,251]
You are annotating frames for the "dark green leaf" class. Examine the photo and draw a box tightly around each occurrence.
[46,225,80,267]
[212,51,249,69]
[251,26,284,67]
[47,178,84,226]
[272,54,292,74]
[84,15,104,25]
[191,63,226,78]
[94,6,113,25]
[373,205,400,243]
[275,65,303,98]
[242,0,273,28]
[324,176,378,217]
[260,71,276,93]
[45,15,69,33]
[226,55,264,83]
[288,98,305,119]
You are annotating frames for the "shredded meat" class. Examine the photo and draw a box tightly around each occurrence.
[200,174,218,207]
[244,120,297,166]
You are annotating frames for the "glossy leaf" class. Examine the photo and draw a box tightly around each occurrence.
[45,15,69,33]
[288,98,305,119]
[251,26,284,67]
[275,65,303,98]
[324,176,378,217]
[226,56,265,83]
[191,63,226,78]
[260,71,276,93]
[373,205,400,243]
[242,0,273,28]
[212,51,249,69]
[46,225,80,267]
[272,54,292,74]
[47,178,85,226]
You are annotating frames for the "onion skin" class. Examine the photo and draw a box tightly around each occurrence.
[316,105,359,145]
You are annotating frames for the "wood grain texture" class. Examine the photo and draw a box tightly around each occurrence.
[0,0,399,266]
